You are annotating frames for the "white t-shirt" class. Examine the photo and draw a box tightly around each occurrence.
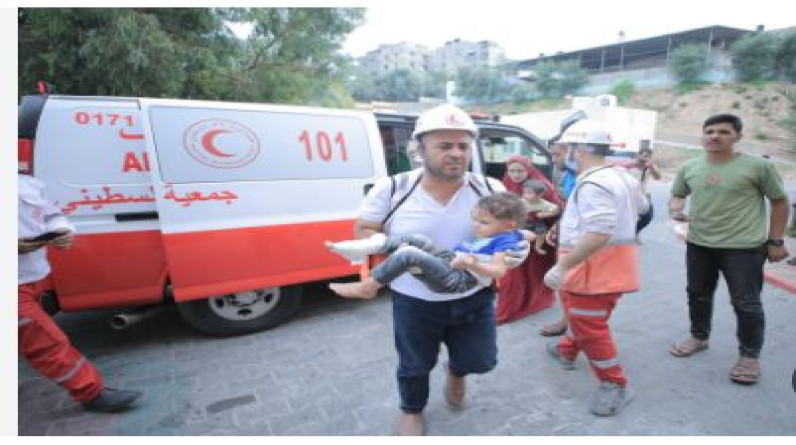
[18,174,75,284]
[359,169,505,302]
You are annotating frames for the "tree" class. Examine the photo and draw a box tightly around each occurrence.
[780,86,796,154]
[373,69,422,102]
[775,31,796,82]
[731,32,781,81]
[508,82,536,104]
[670,43,709,84]
[18,7,364,107]
[556,60,589,96]
[233,8,364,106]
[18,8,234,97]
[608,79,636,105]
[419,70,448,99]
[532,60,588,98]
[454,66,511,104]
[348,71,379,102]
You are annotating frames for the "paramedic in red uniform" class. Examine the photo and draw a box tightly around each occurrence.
[543,120,647,417]
[19,172,142,412]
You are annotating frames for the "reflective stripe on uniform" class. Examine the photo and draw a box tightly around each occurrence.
[569,308,608,317]
[54,357,86,383]
[18,318,33,327]
[590,357,621,369]
[558,239,637,249]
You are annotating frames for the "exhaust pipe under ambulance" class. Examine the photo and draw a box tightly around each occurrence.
[110,305,164,330]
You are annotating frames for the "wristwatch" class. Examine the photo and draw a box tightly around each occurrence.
[766,239,785,247]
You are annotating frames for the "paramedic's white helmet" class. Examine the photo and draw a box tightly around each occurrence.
[559,119,613,147]
[411,104,478,141]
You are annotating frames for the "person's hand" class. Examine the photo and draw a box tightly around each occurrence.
[451,255,475,270]
[668,212,691,222]
[518,229,537,243]
[543,264,567,290]
[545,224,559,247]
[18,237,47,254]
[504,240,530,268]
[767,245,789,262]
[50,229,75,250]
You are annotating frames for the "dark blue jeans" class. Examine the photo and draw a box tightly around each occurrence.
[391,287,498,413]
[686,242,767,358]
[372,234,479,294]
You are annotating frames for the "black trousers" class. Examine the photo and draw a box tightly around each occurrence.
[686,242,767,358]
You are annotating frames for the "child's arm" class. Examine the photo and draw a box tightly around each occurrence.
[535,202,560,219]
[517,229,537,242]
[461,252,510,279]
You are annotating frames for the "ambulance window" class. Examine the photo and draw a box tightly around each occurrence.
[149,107,375,183]
[478,131,550,182]
[380,125,415,175]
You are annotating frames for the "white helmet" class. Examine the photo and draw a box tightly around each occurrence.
[411,104,478,141]
[559,119,613,146]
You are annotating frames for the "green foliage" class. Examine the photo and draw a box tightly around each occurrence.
[348,71,379,102]
[775,31,796,82]
[731,32,781,81]
[453,66,512,104]
[675,81,708,95]
[375,69,421,102]
[18,7,364,107]
[608,79,636,105]
[671,44,708,84]
[349,69,443,102]
[556,61,588,96]
[779,87,796,153]
[419,70,448,99]
[533,60,588,98]
[508,82,537,104]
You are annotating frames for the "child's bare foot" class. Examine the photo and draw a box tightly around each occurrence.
[328,281,381,299]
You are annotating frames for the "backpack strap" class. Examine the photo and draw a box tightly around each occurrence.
[381,172,423,226]
[467,173,495,197]
[381,172,493,226]
[572,165,614,204]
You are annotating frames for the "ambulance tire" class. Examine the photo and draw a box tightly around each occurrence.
[176,285,303,337]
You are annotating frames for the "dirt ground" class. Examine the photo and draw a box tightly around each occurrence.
[628,82,795,160]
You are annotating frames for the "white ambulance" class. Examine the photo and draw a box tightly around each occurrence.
[18,91,551,336]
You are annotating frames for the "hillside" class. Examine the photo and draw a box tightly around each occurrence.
[628,82,793,159]
[478,81,796,160]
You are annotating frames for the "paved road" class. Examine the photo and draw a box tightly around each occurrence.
[18,182,796,435]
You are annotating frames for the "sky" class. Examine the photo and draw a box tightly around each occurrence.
[341,0,796,61]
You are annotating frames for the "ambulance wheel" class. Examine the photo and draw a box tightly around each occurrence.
[176,285,303,336]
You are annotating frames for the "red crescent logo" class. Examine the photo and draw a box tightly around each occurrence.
[201,130,235,157]
[183,119,260,169]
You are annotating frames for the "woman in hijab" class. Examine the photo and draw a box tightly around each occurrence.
[496,155,564,324]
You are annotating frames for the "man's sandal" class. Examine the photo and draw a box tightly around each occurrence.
[540,321,568,337]
[730,358,761,385]
[668,337,709,357]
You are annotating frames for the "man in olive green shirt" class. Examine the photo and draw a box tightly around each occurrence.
[667,114,789,385]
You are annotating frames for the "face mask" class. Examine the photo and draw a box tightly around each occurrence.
[565,149,578,171]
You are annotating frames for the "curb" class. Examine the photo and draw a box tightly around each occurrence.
[764,270,796,295]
